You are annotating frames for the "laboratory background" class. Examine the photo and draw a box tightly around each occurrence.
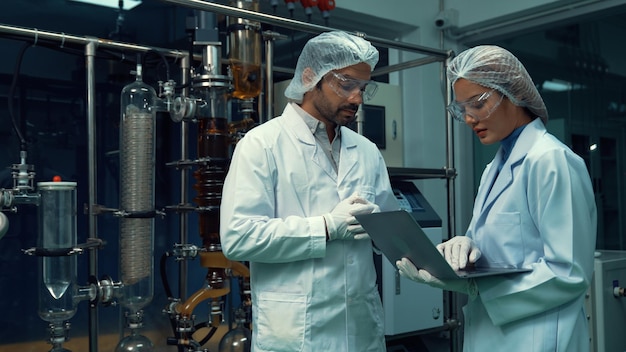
[0,0,624,351]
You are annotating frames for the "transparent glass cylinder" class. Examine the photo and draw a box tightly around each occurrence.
[37,181,78,324]
[228,0,262,100]
[119,64,156,312]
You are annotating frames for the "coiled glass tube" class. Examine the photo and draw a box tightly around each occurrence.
[119,64,156,312]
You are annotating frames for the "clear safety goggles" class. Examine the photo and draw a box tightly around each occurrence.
[446,89,505,123]
[326,71,378,102]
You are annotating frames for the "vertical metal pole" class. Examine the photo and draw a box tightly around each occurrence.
[85,39,99,352]
[445,66,459,352]
[437,0,460,346]
[179,54,190,300]
[443,53,462,352]
[264,33,275,122]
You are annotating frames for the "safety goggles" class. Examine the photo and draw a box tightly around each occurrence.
[446,89,504,123]
[326,71,378,101]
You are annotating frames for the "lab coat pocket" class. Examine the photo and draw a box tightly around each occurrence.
[348,289,384,339]
[483,212,523,266]
[256,291,306,351]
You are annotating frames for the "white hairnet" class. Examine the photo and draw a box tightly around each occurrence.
[284,31,379,102]
[447,45,548,123]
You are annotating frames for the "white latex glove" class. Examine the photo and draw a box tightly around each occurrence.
[436,236,482,271]
[396,258,476,295]
[346,201,380,240]
[324,194,378,241]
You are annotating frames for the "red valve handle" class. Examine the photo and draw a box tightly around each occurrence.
[317,0,335,11]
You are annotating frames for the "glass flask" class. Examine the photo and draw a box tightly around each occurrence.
[218,312,252,352]
[115,330,154,352]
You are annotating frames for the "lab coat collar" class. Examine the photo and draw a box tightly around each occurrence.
[337,127,359,185]
[479,118,546,212]
[282,103,343,181]
[282,103,362,184]
[284,102,316,146]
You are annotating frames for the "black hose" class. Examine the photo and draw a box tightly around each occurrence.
[9,41,31,150]
[194,321,218,347]
[160,251,174,298]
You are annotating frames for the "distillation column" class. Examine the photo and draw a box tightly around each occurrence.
[116,62,157,352]
[169,43,234,350]
[170,40,255,351]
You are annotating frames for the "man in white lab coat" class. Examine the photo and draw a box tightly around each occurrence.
[220,31,399,352]
[397,45,597,351]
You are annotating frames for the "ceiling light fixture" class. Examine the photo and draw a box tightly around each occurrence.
[541,79,584,92]
[69,0,142,11]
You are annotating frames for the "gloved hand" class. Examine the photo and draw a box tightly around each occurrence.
[346,201,380,240]
[436,236,482,271]
[324,194,379,241]
[396,258,476,296]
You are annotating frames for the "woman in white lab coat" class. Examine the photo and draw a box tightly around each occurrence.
[397,45,597,351]
[220,31,399,352]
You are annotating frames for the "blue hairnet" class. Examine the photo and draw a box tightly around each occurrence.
[447,45,548,123]
[284,31,379,103]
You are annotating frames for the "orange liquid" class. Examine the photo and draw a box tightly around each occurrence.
[194,117,230,246]
[230,61,262,100]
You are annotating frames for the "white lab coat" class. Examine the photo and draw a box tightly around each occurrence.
[462,118,597,351]
[220,103,399,352]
